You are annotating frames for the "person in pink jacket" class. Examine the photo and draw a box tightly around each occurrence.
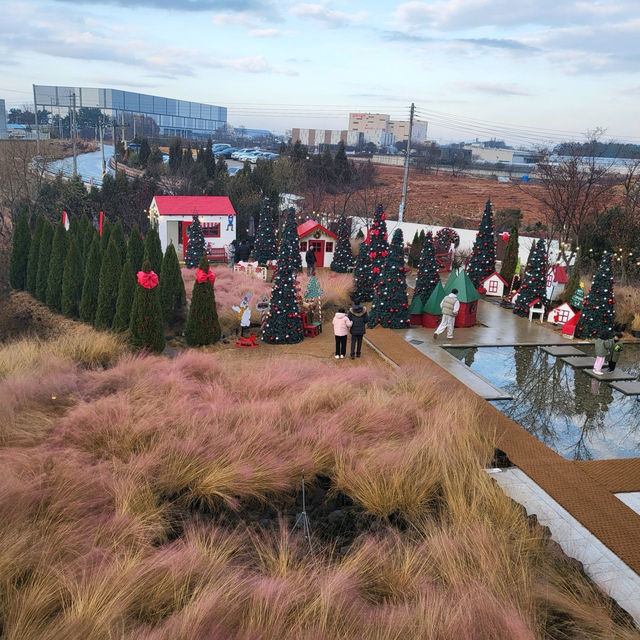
[332,308,352,359]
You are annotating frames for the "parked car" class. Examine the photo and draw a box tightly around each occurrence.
[250,151,277,163]
[215,147,237,158]
[227,166,241,176]
[238,150,262,162]
[231,148,254,160]
[212,143,231,152]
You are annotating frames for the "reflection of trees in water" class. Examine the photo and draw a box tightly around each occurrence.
[464,347,477,368]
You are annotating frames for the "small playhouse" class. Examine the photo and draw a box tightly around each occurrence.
[480,271,508,298]
[418,270,480,328]
[148,195,237,261]
[547,302,577,325]
[546,264,569,301]
[297,220,337,268]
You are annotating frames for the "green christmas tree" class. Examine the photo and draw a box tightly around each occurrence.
[368,203,389,296]
[94,236,123,329]
[112,260,136,332]
[574,252,615,339]
[499,225,519,287]
[35,220,54,302]
[129,259,165,352]
[126,222,145,272]
[408,230,425,268]
[184,216,206,269]
[61,235,83,318]
[253,197,278,266]
[9,212,31,291]
[562,251,581,305]
[513,239,547,317]
[79,235,103,325]
[410,232,440,308]
[26,216,44,295]
[144,225,163,275]
[110,220,128,265]
[330,215,353,272]
[100,216,112,253]
[353,242,374,303]
[368,228,410,329]
[185,254,221,346]
[159,243,186,325]
[467,200,496,287]
[45,223,68,312]
[281,207,302,272]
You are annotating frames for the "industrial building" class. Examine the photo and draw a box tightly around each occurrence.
[349,112,429,144]
[290,128,363,148]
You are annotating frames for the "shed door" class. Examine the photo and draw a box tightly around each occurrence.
[309,239,324,267]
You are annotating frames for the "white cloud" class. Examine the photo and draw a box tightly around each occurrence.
[461,81,533,96]
[290,3,367,28]
[249,28,280,36]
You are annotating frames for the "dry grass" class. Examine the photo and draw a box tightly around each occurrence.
[0,350,637,639]
[615,285,640,329]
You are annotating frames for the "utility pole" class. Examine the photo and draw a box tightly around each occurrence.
[71,92,77,177]
[99,115,106,177]
[398,102,415,223]
[33,84,40,155]
[112,118,118,172]
[121,111,125,144]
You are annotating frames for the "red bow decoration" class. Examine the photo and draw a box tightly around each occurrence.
[195,267,216,284]
[137,270,159,289]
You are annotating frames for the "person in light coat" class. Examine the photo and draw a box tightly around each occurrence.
[332,308,352,359]
[434,288,460,340]
[592,330,613,375]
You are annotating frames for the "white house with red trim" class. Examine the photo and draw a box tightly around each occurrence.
[546,302,576,325]
[148,195,237,261]
[297,220,337,268]
[480,271,508,297]
[546,264,569,301]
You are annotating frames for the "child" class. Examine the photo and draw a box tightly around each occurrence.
[608,333,623,372]
[332,307,352,359]
[592,330,613,375]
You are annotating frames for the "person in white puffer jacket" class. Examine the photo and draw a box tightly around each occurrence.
[332,308,352,359]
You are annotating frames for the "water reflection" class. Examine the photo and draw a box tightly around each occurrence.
[447,345,640,460]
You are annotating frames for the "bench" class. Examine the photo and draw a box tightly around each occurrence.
[206,247,227,262]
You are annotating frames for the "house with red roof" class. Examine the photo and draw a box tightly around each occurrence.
[297,220,337,268]
[546,264,569,301]
[148,196,237,260]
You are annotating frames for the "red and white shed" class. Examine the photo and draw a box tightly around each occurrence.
[546,265,569,301]
[297,221,337,268]
[546,302,576,325]
[480,271,508,297]
[148,196,237,260]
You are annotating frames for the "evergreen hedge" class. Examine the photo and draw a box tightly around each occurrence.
[45,223,68,312]
[94,236,122,329]
[61,235,84,318]
[26,216,44,295]
[9,212,31,290]
[129,259,165,352]
[35,220,54,302]
[185,254,221,346]
[159,243,186,325]
[112,260,135,331]
[79,235,102,325]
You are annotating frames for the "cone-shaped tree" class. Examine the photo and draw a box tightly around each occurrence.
[126,222,145,272]
[467,199,496,287]
[353,242,374,303]
[81,217,96,262]
[281,207,302,272]
[159,243,186,325]
[410,232,440,308]
[368,228,410,329]
[254,197,278,265]
[26,216,44,295]
[129,259,165,352]
[9,212,31,290]
[330,215,352,272]
[110,220,127,265]
[94,236,122,329]
[185,254,221,346]
[68,213,79,239]
[112,260,135,332]
[408,230,425,268]
[35,220,54,302]
[499,225,519,286]
[513,239,547,317]
[79,235,102,324]
[45,223,68,311]
[262,217,304,345]
[574,252,615,339]
[184,216,205,268]
[368,203,389,296]
[61,235,83,318]
[562,250,581,305]
[144,225,163,275]
[100,216,112,253]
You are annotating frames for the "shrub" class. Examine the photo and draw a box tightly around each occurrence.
[127,222,145,272]
[112,260,136,332]
[159,244,186,325]
[185,255,221,346]
[35,219,54,303]
[61,235,83,318]
[79,235,102,325]
[26,215,44,295]
[129,259,165,352]
[45,223,67,312]
[144,225,164,275]
[94,236,123,329]
[9,211,31,291]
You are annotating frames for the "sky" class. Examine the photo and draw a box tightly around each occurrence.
[1,0,639,147]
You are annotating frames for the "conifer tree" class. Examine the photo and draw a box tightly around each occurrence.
[129,259,165,352]
[94,236,122,329]
[184,216,206,268]
[81,217,96,262]
[281,207,302,272]
[159,243,186,324]
[112,260,135,331]
[110,220,127,265]
[330,215,353,272]
[513,239,547,317]
[254,197,278,265]
[368,203,389,296]
[574,252,615,339]
[500,224,519,286]
[126,222,145,272]
[79,235,102,324]
[144,225,163,275]
[185,254,221,346]
[45,223,68,311]
[61,235,83,317]
[353,242,374,303]
[26,215,44,295]
[9,212,31,290]
[467,199,496,287]
[100,216,112,253]
[408,230,425,268]
[368,228,410,329]
[562,251,581,305]
[410,232,440,309]
[35,220,54,302]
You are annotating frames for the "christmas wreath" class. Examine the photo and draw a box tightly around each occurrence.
[435,227,460,252]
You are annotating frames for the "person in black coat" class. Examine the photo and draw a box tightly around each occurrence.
[236,240,251,262]
[305,247,317,275]
[348,303,368,358]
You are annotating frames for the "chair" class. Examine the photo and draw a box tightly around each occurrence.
[300,312,319,338]
[528,303,545,322]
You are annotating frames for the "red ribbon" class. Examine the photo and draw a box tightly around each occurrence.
[137,270,159,289]
[195,267,216,284]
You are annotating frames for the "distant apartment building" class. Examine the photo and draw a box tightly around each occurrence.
[389,118,429,143]
[348,112,429,146]
[291,128,362,148]
[463,145,515,164]
[349,112,391,133]
[0,99,7,139]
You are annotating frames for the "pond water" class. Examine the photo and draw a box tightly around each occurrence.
[446,344,640,460]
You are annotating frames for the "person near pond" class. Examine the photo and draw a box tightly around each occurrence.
[593,330,614,375]
[332,308,352,359]
[305,247,317,276]
[608,333,623,372]
[348,303,368,359]
[434,288,460,340]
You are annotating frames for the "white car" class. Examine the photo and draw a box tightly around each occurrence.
[238,150,262,162]
[231,148,254,160]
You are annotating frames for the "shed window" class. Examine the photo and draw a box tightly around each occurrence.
[300,241,307,251]
[325,242,334,252]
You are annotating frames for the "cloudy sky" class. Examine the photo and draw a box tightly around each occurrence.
[1,0,639,146]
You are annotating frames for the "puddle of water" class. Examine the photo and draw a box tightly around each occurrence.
[446,344,640,460]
